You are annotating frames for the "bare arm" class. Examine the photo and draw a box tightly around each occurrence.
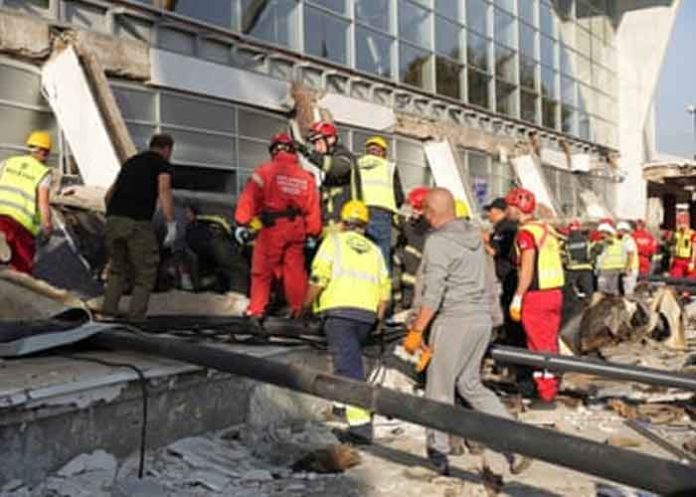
[410,305,437,332]
[158,173,174,222]
[515,249,535,296]
[303,284,323,309]
[377,300,389,321]
[37,186,52,236]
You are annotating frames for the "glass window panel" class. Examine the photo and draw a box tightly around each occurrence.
[467,31,490,72]
[396,139,426,165]
[435,0,462,21]
[172,165,237,194]
[163,127,236,166]
[0,64,45,108]
[161,94,235,133]
[521,91,538,123]
[494,8,515,48]
[495,45,516,83]
[201,39,231,64]
[468,69,491,108]
[436,17,462,60]
[398,164,433,191]
[577,83,589,113]
[126,123,156,152]
[0,106,56,147]
[578,112,590,140]
[238,109,287,139]
[305,7,349,64]
[399,1,432,48]
[355,0,390,31]
[495,80,517,117]
[561,105,576,134]
[112,86,156,122]
[540,1,555,36]
[158,28,196,55]
[494,0,514,12]
[542,98,557,128]
[519,24,537,59]
[309,0,346,14]
[520,57,537,90]
[541,35,556,67]
[561,76,575,105]
[541,66,557,98]
[576,54,591,83]
[576,27,591,56]
[400,44,433,89]
[560,44,574,75]
[65,3,106,32]
[520,0,537,25]
[173,0,234,28]
[436,57,463,99]
[468,152,489,180]
[356,28,393,78]
[491,160,516,198]
[239,138,273,170]
[115,14,151,44]
[466,0,488,35]
[241,0,298,49]
[4,0,50,14]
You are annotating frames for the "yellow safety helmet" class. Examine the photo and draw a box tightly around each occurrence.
[26,131,52,151]
[341,200,370,224]
[455,199,470,219]
[365,135,388,151]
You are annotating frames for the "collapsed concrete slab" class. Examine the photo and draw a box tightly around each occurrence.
[0,12,50,60]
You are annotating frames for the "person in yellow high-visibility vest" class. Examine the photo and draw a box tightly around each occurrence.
[301,200,391,444]
[0,131,54,274]
[357,136,404,270]
[670,217,696,278]
[593,222,625,295]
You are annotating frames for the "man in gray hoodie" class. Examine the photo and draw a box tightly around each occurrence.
[403,188,529,476]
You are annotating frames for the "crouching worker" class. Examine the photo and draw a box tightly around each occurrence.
[301,200,391,444]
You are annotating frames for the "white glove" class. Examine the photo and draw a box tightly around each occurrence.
[163,221,177,248]
[235,226,251,245]
[510,294,523,322]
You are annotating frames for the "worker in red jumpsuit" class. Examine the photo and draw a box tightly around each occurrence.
[632,219,657,276]
[234,133,322,319]
[506,188,565,407]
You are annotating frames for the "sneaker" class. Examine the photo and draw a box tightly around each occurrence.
[0,233,10,263]
[426,448,450,476]
[507,453,533,475]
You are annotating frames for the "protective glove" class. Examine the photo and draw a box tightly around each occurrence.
[403,329,424,355]
[509,294,523,322]
[689,262,695,273]
[306,237,318,250]
[163,221,177,248]
[235,226,251,245]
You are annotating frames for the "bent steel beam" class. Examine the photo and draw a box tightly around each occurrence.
[90,330,696,496]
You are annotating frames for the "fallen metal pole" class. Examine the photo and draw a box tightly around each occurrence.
[642,275,696,287]
[90,330,696,496]
[489,346,696,392]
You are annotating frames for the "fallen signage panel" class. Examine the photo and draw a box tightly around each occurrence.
[511,154,557,217]
[424,140,477,217]
[319,93,396,131]
[41,46,122,188]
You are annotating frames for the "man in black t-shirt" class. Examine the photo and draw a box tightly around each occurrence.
[102,134,176,320]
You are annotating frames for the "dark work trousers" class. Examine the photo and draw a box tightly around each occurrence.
[324,316,374,380]
[566,269,594,298]
[366,207,393,273]
[499,272,532,390]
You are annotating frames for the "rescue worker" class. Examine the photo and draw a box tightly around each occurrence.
[357,136,404,267]
[302,121,362,231]
[633,219,657,276]
[103,134,177,320]
[0,131,54,274]
[302,200,390,444]
[563,219,594,298]
[403,188,530,475]
[593,222,625,295]
[394,186,430,310]
[506,187,564,406]
[617,221,639,297]
[235,133,322,319]
[669,217,696,278]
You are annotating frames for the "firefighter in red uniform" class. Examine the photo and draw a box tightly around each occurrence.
[632,219,657,276]
[506,188,565,406]
[234,133,322,319]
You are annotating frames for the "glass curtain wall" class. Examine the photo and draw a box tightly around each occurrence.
[105,0,619,147]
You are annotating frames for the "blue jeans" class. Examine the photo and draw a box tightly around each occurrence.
[366,207,392,272]
[324,317,373,380]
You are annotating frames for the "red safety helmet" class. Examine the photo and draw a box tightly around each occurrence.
[269,132,295,155]
[505,187,536,215]
[599,217,615,227]
[307,121,338,142]
[407,186,429,211]
[568,219,581,231]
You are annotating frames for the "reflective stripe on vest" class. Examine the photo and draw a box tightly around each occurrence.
[565,232,593,270]
[197,215,232,235]
[675,229,694,259]
[346,405,371,427]
[357,155,397,213]
[519,221,565,290]
[316,231,387,313]
[0,155,49,235]
[598,238,625,271]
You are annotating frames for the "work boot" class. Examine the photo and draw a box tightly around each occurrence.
[244,315,270,344]
[528,399,557,411]
[506,453,533,475]
[0,232,10,264]
[426,448,450,476]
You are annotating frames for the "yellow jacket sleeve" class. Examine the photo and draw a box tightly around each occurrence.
[378,253,392,302]
[310,237,335,288]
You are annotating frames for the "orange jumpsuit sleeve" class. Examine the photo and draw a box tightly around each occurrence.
[234,170,265,225]
[303,175,322,237]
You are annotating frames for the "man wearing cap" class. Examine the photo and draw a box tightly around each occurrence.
[0,131,54,274]
[617,221,638,297]
[593,222,625,296]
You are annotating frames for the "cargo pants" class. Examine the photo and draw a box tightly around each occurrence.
[102,216,159,320]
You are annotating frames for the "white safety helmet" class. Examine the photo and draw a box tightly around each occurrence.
[616,221,632,233]
[598,222,616,235]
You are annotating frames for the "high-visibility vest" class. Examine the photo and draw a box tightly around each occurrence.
[598,237,625,271]
[357,155,397,213]
[0,155,50,235]
[623,236,639,272]
[312,231,390,313]
[674,229,694,259]
[518,221,565,290]
[565,231,593,271]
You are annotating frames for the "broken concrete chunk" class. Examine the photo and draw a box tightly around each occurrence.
[240,469,274,483]
[56,450,118,478]
[186,469,231,492]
